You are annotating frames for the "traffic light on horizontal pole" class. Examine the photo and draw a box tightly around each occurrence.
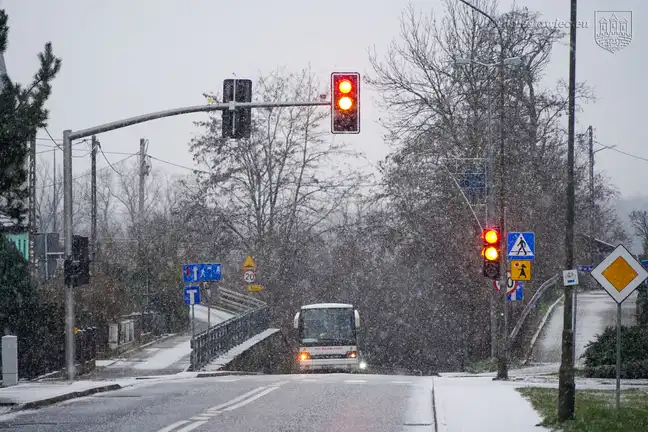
[222,79,253,139]
[482,226,501,280]
[331,72,360,134]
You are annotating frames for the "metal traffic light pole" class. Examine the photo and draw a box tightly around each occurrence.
[61,98,332,380]
[457,0,509,380]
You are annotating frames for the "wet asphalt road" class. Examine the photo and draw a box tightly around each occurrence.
[0,374,435,432]
[530,289,637,365]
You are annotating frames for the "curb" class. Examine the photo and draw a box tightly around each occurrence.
[524,294,565,365]
[8,384,122,412]
[431,379,439,432]
[196,371,262,378]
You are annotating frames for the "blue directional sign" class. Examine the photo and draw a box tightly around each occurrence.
[577,265,593,272]
[183,263,222,283]
[507,232,535,260]
[183,285,201,305]
[507,282,524,302]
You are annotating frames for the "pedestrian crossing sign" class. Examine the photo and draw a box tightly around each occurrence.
[507,232,535,260]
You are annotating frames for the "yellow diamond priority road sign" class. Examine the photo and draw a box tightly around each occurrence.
[590,244,648,304]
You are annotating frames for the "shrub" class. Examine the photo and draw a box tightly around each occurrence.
[582,325,648,379]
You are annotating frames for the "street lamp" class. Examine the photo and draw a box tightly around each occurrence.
[456,0,516,381]
[454,54,521,365]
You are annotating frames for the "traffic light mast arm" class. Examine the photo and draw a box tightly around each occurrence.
[68,101,331,140]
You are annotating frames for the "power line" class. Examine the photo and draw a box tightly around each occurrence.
[593,139,648,163]
[38,153,138,190]
[148,155,209,174]
[99,144,125,177]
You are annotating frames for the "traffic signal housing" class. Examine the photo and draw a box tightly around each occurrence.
[222,78,253,139]
[65,235,90,287]
[482,227,501,280]
[331,72,360,134]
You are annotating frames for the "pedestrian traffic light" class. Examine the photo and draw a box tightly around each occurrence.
[222,78,253,139]
[331,72,360,134]
[482,227,501,280]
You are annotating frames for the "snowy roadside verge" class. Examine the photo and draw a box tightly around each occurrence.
[0,370,262,413]
[524,294,565,364]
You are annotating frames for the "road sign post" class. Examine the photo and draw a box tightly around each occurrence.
[242,256,263,292]
[184,285,201,340]
[590,244,648,411]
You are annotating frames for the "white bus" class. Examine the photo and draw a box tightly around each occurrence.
[293,303,365,372]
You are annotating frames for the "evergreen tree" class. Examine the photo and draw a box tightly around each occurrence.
[0,9,61,223]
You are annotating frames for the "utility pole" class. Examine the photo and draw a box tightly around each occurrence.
[90,136,98,269]
[588,126,594,265]
[139,138,149,332]
[52,149,57,234]
[28,136,37,280]
[486,85,497,360]
[63,130,75,381]
[558,0,578,421]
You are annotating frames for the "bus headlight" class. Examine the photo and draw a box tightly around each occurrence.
[298,352,311,361]
[359,361,367,370]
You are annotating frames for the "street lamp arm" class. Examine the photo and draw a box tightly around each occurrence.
[456,0,504,50]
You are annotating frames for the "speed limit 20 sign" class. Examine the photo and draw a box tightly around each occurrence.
[243,269,256,283]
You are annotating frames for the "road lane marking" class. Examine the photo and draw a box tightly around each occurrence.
[344,379,367,383]
[391,380,412,384]
[155,420,190,432]
[207,386,268,411]
[222,386,279,411]
[159,383,284,431]
[175,421,208,432]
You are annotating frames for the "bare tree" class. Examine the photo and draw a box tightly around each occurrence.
[185,67,369,321]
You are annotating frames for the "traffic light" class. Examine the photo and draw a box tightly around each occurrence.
[482,227,501,280]
[222,78,253,139]
[331,72,360,134]
[65,235,90,287]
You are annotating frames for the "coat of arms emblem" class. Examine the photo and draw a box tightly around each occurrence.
[595,11,632,53]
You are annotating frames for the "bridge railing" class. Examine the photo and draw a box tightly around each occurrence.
[190,298,269,371]
[213,287,266,314]
[509,273,560,343]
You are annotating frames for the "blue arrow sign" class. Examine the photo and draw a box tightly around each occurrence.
[183,285,201,305]
[183,263,222,283]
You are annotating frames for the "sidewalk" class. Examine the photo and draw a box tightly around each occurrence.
[433,376,550,431]
[87,306,233,379]
[0,380,130,413]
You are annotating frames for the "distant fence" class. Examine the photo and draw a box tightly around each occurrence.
[213,287,266,314]
[189,303,270,371]
[510,274,560,343]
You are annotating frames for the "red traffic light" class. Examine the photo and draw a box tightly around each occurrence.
[331,72,360,134]
[483,228,499,245]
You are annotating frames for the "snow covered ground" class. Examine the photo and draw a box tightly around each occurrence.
[433,376,550,431]
[91,306,236,378]
[530,289,637,366]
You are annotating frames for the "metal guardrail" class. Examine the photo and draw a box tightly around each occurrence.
[189,304,270,371]
[509,273,560,342]
[213,287,266,314]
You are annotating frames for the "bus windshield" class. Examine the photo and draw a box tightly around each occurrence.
[299,308,356,346]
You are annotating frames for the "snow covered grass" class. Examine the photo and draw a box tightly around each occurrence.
[518,387,648,431]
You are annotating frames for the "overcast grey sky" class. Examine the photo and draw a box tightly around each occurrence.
[2,0,645,197]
